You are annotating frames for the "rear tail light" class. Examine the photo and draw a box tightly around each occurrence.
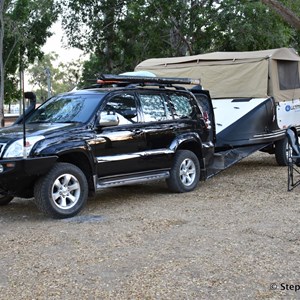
[203,111,211,129]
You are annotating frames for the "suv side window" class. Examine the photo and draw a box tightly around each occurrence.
[139,94,172,122]
[102,93,138,125]
[168,94,197,119]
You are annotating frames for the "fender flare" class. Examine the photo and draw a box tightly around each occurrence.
[169,133,205,167]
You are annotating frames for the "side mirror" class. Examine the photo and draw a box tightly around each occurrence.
[99,112,119,127]
[14,91,37,124]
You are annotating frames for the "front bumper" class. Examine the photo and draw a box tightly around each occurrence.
[0,156,57,195]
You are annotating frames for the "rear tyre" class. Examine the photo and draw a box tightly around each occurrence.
[0,194,14,206]
[275,137,290,166]
[34,163,88,219]
[167,150,200,193]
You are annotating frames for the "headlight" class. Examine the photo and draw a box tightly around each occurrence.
[3,136,45,158]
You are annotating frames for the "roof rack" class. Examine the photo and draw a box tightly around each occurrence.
[97,74,201,86]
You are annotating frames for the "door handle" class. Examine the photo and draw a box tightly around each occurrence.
[133,129,143,135]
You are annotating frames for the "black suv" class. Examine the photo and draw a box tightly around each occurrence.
[0,75,214,218]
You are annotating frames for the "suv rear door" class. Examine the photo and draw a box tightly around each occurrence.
[137,90,207,170]
[137,91,176,170]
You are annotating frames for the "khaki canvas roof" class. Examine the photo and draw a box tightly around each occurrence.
[135,48,300,101]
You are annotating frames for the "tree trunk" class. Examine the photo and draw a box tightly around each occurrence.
[0,0,5,127]
[261,0,300,30]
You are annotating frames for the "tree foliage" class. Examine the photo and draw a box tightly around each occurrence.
[214,0,295,51]
[62,0,300,86]
[0,0,59,126]
[261,0,300,30]
[3,0,300,116]
[28,52,83,101]
[3,0,59,95]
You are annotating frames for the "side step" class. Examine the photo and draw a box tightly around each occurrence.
[207,143,271,179]
[96,170,170,189]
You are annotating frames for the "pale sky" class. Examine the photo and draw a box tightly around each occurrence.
[41,21,85,64]
[25,21,85,90]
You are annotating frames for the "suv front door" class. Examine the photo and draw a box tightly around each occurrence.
[91,92,147,177]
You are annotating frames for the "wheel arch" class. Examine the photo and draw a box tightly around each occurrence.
[170,135,205,168]
[166,149,200,193]
[56,150,96,195]
[288,126,298,137]
[33,162,89,218]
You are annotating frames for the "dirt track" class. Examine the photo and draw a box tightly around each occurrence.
[0,152,299,299]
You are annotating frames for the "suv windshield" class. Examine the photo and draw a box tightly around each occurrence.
[26,94,104,124]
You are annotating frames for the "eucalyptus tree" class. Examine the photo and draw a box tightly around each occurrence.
[0,0,59,126]
[62,0,300,86]
[28,52,59,101]
[261,0,300,30]
[0,0,6,126]
[63,0,223,84]
[28,52,83,100]
[212,0,295,52]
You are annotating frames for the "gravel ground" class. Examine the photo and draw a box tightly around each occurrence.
[0,151,299,299]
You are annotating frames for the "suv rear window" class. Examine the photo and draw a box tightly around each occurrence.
[139,94,173,122]
[168,94,196,119]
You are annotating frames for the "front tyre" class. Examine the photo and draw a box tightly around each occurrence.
[167,150,200,193]
[34,163,88,219]
[0,194,14,206]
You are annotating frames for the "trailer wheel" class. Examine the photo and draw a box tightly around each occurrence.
[34,163,88,219]
[275,137,290,166]
[167,150,200,193]
[0,194,14,206]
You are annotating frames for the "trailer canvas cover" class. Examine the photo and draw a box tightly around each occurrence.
[135,48,300,102]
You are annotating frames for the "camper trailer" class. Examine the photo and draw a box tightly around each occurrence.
[135,48,300,166]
